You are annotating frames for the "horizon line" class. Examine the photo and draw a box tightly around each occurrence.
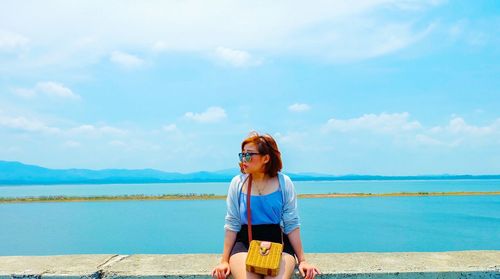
[2,160,500,177]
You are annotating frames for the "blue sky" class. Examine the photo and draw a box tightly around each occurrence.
[0,0,499,175]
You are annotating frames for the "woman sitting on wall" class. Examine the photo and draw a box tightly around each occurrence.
[212,132,320,279]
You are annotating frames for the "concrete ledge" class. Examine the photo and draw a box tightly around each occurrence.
[0,251,499,278]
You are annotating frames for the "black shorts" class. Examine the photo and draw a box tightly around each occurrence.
[230,224,296,258]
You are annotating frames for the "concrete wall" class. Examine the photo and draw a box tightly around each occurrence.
[1,251,499,279]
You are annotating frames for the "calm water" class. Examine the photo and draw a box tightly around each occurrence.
[1,195,499,256]
[1,179,499,198]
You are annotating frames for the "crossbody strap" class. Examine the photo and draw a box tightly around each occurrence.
[246,175,253,242]
[246,174,284,245]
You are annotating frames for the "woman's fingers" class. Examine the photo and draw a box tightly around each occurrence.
[307,268,313,279]
[313,267,321,278]
[299,263,321,279]
[211,264,229,279]
[299,266,306,277]
[303,267,309,279]
[214,269,222,279]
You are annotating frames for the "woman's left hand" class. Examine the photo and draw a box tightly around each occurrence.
[298,261,320,279]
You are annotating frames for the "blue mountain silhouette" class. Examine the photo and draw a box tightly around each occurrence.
[0,160,498,185]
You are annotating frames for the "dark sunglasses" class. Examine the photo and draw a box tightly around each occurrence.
[238,152,261,162]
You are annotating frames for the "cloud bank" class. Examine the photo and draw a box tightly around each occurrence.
[185,106,227,123]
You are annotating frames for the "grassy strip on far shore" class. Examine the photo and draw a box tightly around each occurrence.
[299,191,500,198]
[0,191,499,204]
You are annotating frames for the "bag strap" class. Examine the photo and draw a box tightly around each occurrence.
[246,174,284,245]
[247,175,253,242]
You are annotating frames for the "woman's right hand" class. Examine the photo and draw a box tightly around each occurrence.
[211,261,231,279]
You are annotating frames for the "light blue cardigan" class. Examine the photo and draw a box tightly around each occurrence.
[224,172,300,235]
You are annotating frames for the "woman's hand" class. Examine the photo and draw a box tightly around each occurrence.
[298,261,320,279]
[211,261,230,279]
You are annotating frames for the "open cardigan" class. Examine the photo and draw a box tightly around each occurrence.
[224,172,300,234]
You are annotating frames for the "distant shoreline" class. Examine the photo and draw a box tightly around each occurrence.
[1,191,499,204]
[2,175,500,186]
[3,160,500,186]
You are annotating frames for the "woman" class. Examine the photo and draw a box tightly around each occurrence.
[212,132,320,279]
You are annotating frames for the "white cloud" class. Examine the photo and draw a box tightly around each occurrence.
[0,114,60,134]
[0,30,29,51]
[162,124,177,132]
[0,108,130,138]
[429,126,443,133]
[446,117,499,136]
[274,131,307,145]
[318,113,500,155]
[446,20,490,47]
[411,117,500,148]
[152,41,169,52]
[68,124,127,136]
[414,134,443,146]
[0,0,446,69]
[313,21,435,62]
[35,81,80,100]
[12,82,80,100]
[110,51,145,68]
[324,112,422,133]
[367,23,434,58]
[185,106,227,123]
[214,47,262,67]
[288,103,310,112]
[63,140,81,148]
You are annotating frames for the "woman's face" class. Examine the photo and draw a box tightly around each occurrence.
[240,142,269,174]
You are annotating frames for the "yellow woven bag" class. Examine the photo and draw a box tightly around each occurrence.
[246,240,283,276]
[244,175,283,277]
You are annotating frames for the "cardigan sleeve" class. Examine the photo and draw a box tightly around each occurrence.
[281,174,301,234]
[224,175,242,232]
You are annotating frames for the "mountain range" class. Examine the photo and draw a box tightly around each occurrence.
[0,160,499,185]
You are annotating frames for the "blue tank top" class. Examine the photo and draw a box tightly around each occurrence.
[239,189,283,225]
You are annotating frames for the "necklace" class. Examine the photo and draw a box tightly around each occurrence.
[254,182,266,195]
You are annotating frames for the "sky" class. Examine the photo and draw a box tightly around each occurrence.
[0,0,499,175]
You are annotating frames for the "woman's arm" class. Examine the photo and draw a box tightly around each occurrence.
[213,176,241,279]
[282,174,320,279]
[212,230,237,279]
[288,228,320,279]
[221,230,237,263]
[287,227,306,263]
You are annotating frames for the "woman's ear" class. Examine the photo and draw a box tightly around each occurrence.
[262,154,270,164]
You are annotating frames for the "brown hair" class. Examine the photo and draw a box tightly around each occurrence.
[240,132,282,177]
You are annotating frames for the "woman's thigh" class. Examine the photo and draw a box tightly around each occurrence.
[263,253,296,279]
[229,252,262,279]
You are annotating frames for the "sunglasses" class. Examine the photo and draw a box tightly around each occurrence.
[238,152,261,162]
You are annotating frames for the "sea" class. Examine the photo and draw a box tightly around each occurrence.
[0,179,499,256]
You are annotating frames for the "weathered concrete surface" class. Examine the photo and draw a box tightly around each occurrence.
[0,254,116,278]
[102,254,221,277]
[0,251,499,279]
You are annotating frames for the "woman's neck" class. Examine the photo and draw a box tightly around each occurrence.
[251,172,268,182]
